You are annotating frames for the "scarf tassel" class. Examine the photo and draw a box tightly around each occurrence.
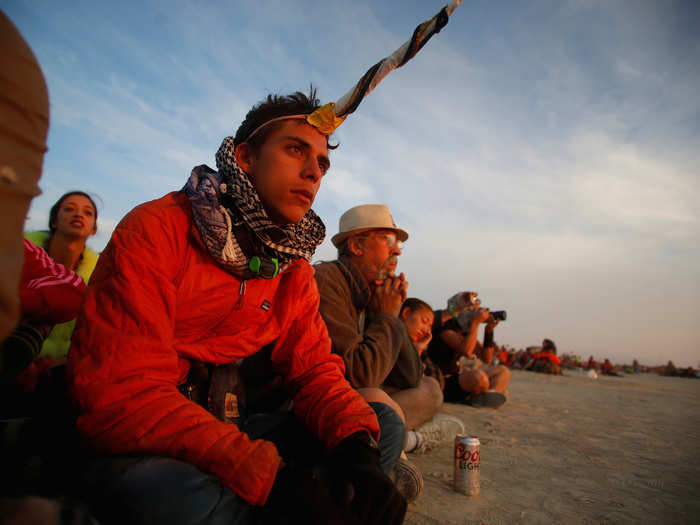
[220,206,239,263]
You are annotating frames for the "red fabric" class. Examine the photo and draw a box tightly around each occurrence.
[533,351,561,365]
[67,192,380,506]
[19,239,86,324]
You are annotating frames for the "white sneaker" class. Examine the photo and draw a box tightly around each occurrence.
[411,414,465,454]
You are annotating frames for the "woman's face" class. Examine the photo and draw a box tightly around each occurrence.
[53,194,97,239]
[400,306,434,344]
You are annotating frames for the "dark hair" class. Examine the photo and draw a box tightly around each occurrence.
[337,233,368,257]
[400,297,433,316]
[49,191,99,235]
[337,239,351,257]
[233,85,338,151]
[542,339,557,354]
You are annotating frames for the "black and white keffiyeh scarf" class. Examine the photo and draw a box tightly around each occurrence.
[182,136,325,278]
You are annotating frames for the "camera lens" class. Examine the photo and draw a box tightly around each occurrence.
[491,310,507,321]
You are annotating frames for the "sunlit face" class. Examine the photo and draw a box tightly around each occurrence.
[400,306,434,344]
[351,229,403,282]
[235,120,330,226]
[52,194,97,240]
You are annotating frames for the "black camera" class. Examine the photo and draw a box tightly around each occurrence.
[490,310,507,321]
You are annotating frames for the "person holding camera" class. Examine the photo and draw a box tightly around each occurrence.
[426,292,510,408]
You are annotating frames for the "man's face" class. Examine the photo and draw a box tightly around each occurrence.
[351,229,403,282]
[236,120,330,225]
[401,306,434,344]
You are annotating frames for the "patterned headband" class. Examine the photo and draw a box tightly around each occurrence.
[243,1,463,141]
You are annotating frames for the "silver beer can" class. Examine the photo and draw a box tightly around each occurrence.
[453,434,480,496]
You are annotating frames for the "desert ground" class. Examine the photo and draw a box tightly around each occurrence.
[405,369,700,525]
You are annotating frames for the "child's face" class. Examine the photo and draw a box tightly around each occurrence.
[238,120,330,225]
[401,306,434,344]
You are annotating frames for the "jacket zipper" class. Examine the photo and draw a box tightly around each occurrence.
[236,279,247,309]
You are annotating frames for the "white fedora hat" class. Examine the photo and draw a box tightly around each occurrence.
[331,204,409,248]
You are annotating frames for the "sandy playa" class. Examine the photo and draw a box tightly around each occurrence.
[405,370,700,524]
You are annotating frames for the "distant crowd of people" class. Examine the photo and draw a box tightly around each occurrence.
[484,343,698,380]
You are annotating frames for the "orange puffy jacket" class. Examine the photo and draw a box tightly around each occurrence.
[533,351,562,365]
[67,192,380,506]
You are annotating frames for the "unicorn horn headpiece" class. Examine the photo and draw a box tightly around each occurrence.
[244,1,463,142]
[309,0,463,134]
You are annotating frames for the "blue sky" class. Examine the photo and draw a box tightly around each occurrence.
[6,0,699,367]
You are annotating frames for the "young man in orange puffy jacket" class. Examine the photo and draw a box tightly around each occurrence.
[67,88,406,525]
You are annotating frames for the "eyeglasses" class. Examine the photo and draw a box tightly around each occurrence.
[369,232,404,250]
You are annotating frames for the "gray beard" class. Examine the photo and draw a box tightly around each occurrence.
[377,256,398,280]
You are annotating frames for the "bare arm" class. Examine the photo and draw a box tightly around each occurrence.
[439,308,491,359]
[439,326,478,358]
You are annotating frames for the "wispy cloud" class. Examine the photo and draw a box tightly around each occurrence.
[7,0,699,366]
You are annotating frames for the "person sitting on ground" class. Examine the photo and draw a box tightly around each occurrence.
[678,366,697,378]
[397,298,440,388]
[313,205,414,393]
[67,88,406,525]
[25,191,99,361]
[510,348,527,369]
[560,352,579,369]
[427,294,510,408]
[393,298,466,454]
[632,359,641,374]
[600,358,622,376]
[496,346,514,367]
[662,360,678,377]
[585,355,599,371]
[524,339,562,375]
[384,297,440,421]
[314,207,463,501]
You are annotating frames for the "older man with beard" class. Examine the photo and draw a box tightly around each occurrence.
[315,205,462,502]
[314,205,413,397]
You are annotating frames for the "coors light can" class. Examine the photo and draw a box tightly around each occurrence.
[454,434,480,496]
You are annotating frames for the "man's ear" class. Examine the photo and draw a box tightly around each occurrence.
[347,236,364,256]
[399,308,409,321]
[234,142,255,174]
